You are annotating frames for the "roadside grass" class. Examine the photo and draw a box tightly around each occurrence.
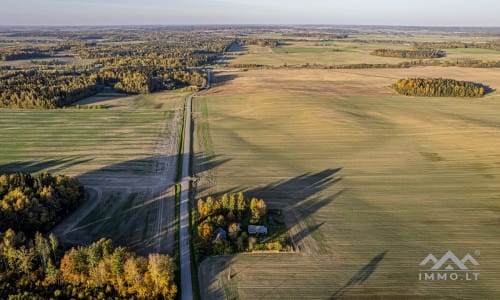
[174,184,182,298]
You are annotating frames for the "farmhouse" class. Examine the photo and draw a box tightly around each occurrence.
[248,225,268,235]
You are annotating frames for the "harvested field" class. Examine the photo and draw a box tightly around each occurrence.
[194,68,500,299]
[0,91,186,254]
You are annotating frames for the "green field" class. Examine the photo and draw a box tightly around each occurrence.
[0,91,186,254]
[228,41,410,66]
[226,38,500,67]
[194,68,500,299]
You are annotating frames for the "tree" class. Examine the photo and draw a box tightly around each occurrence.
[228,194,236,214]
[147,254,177,300]
[228,223,240,240]
[34,232,51,269]
[14,246,35,277]
[197,221,214,241]
[236,192,247,218]
[220,193,230,211]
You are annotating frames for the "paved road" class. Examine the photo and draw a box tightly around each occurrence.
[180,70,211,300]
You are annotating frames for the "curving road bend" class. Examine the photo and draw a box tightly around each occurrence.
[180,70,211,300]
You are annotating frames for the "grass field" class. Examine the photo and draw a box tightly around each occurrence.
[194,68,500,299]
[228,41,410,66]
[226,39,500,67]
[0,91,187,254]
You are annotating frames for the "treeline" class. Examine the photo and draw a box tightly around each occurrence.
[324,59,500,70]
[413,41,500,51]
[237,38,280,48]
[0,44,74,61]
[0,46,53,61]
[371,49,446,59]
[0,172,83,233]
[226,63,263,68]
[0,232,177,299]
[0,71,99,109]
[286,33,349,40]
[391,78,487,97]
[352,39,410,45]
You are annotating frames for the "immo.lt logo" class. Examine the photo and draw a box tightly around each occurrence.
[419,250,480,281]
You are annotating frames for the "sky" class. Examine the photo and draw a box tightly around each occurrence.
[1,0,499,26]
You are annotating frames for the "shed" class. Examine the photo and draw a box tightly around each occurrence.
[248,225,268,235]
[213,227,227,241]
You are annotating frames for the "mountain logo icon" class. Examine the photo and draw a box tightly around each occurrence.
[420,250,479,270]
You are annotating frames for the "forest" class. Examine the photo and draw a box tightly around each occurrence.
[0,71,99,109]
[391,78,488,97]
[371,48,446,59]
[0,172,83,233]
[0,172,177,299]
[0,29,233,109]
[0,232,177,299]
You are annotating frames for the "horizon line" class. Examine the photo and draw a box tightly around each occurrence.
[0,24,499,28]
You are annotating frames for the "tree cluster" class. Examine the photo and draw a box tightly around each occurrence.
[195,193,276,256]
[371,49,446,59]
[97,61,206,95]
[237,38,279,48]
[0,232,177,299]
[0,172,83,233]
[391,78,487,97]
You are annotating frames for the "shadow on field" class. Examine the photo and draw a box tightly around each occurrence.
[0,153,231,256]
[247,168,344,251]
[0,157,94,174]
[197,169,345,299]
[192,153,231,177]
[331,251,387,300]
[194,168,344,252]
[213,73,239,85]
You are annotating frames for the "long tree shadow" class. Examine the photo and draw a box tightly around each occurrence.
[331,251,388,300]
[1,153,230,256]
[73,153,229,255]
[0,157,93,174]
[246,168,344,251]
[192,153,231,176]
[197,168,345,299]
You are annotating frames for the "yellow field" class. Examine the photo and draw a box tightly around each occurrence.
[194,68,500,299]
